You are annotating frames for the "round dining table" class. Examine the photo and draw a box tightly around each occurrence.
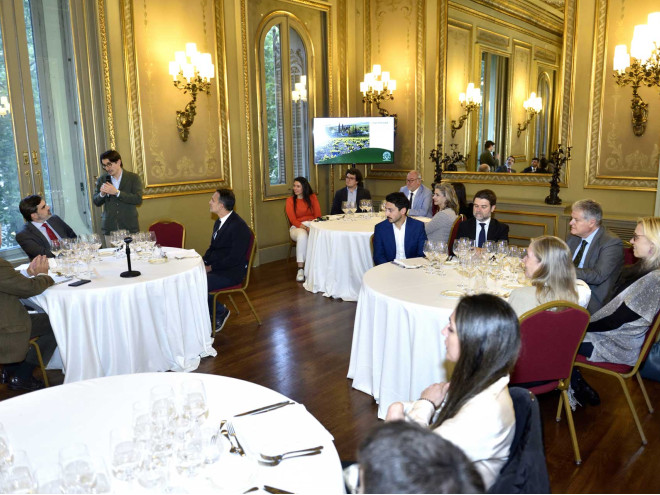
[25,248,216,383]
[0,373,343,493]
[303,214,429,301]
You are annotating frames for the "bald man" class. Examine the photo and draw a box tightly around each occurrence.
[399,170,433,217]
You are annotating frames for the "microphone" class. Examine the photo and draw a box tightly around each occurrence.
[105,175,112,183]
[120,236,141,278]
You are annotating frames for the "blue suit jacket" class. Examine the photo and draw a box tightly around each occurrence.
[373,217,427,265]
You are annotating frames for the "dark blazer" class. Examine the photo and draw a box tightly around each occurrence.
[0,259,54,363]
[203,211,252,285]
[567,227,623,313]
[16,216,77,259]
[330,187,372,215]
[93,170,143,234]
[456,217,509,243]
[373,217,427,266]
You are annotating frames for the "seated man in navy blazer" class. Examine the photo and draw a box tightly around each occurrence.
[330,168,372,214]
[373,192,427,265]
[16,195,77,260]
[456,189,509,247]
[204,188,252,333]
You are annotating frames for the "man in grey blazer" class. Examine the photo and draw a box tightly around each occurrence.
[399,170,433,217]
[93,150,143,242]
[16,195,77,259]
[566,199,623,313]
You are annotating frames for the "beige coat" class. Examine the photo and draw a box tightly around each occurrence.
[0,258,53,363]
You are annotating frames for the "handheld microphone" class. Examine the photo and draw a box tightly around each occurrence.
[105,175,112,183]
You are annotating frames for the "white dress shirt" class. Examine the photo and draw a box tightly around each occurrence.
[393,219,407,260]
[100,171,122,198]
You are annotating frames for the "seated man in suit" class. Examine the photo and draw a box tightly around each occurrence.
[204,188,252,333]
[373,192,427,265]
[522,157,540,173]
[567,199,623,313]
[330,168,372,215]
[399,170,433,218]
[456,189,509,247]
[16,195,77,259]
[0,226,57,391]
[495,156,517,173]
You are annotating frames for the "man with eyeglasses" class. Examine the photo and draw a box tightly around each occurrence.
[398,170,432,218]
[567,199,623,313]
[93,149,143,246]
[330,168,372,215]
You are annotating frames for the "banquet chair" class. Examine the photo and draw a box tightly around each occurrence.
[447,214,465,255]
[209,229,261,335]
[571,308,660,445]
[148,220,185,248]
[488,387,550,493]
[28,336,49,388]
[285,211,296,262]
[510,301,590,464]
[622,241,638,266]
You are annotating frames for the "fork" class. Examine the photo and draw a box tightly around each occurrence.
[259,446,324,466]
[227,422,246,456]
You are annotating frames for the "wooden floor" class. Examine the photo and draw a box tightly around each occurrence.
[3,259,660,493]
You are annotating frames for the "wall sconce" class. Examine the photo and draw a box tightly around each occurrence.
[450,83,481,138]
[168,43,214,142]
[517,93,542,137]
[612,12,660,136]
[292,75,307,103]
[360,64,397,118]
[0,96,9,116]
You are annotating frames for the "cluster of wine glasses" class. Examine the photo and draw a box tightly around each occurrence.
[340,201,357,220]
[359,200,374,217]
[423,240,449,275]
[109,230,159,260]
[50,234,102,278]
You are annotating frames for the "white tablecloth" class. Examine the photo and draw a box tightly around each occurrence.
[0,373,343,493]
[27,248,216,383]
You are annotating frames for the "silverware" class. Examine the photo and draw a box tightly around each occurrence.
[227,422,246,456]
[263,486,294,494]
[234,400,294,417]
[259,446,324,466]
[211,419,226,445]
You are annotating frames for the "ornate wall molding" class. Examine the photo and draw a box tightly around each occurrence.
[97,0,115,150]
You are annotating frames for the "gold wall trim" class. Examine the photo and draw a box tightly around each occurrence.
[120,0,232,199]
[436,0,447,146]
[97,0,115,150]
[240,0,255,229]
[534,46,557,64]
[476,27,509,49]
[466,0,564,37]
[585,0,658,191]
[497,208,559,235]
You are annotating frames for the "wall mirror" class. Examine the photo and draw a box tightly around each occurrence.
[441,0,572,185]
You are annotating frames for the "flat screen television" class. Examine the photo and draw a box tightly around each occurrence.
[313,117,394,165]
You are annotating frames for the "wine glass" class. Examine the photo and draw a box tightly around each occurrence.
[483,240,495,260]
[50,239,62,258]
[60,444,97,493]
[110,428,141,482]
[341,201,349,217]
[2,450,36,494]
[359,199,370,219]
[181,379,208,425]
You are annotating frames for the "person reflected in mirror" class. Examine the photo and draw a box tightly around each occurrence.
[495,156,517,173]
[373,192,427,265]
[456,189,509,247]
[451,182,473,220]
[425,183,458,244]
[537,156,553,174]
[330,168,371,215]
[286,177,322,282]
[478,164,491,173]
[522,157,540,173]
[478,140,499,171]
[399,170,433,218]
[16,195,77,260]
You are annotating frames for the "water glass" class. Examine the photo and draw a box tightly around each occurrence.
[2,450,36,494]
[110,428,141,482]
[60,443,96,493]
[35,465,64,494]
[174,425,203,477]
[181,379,209,424]
[0,423,13,470]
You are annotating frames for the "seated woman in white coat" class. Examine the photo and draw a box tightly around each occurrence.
[386,294,521,490]
[508,235,590,317]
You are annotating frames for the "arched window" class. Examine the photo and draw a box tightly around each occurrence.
[258,14,311,197]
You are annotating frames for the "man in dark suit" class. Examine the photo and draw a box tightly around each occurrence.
[566,199,623,313]
[330,168,372,214]
[204,188,252,332]
[373,192,427,265]
[522,157,540,173]
[456,189,509,247]
[16,195,77,259]
[0,226,56,391]
[495,156,517,173]
[93,150,143,244]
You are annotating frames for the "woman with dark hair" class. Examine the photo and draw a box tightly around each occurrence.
[386,294,520,489]
[451,182,473,219]
[285,176,321,282]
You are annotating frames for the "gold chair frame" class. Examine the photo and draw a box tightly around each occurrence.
[148,219,186,249]
[28,336,49,387]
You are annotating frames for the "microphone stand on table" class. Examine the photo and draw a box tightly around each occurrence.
[120,236,141,278]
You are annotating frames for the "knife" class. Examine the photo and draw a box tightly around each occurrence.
[234,400,295,417]
[263,486,293,494]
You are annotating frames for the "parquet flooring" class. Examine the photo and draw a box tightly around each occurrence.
[2,259,660,492]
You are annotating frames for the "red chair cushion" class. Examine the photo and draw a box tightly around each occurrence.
[526,381,560,395]
[149,222,184,248]
[575,354,633,374]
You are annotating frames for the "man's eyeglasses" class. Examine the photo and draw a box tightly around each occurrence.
[101,162,114,168]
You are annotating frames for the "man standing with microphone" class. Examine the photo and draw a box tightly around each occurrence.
[93,150,144,246]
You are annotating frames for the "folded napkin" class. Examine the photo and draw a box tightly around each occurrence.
[392,258,426,269]
[164,248,199,259]
[231,404,334,456]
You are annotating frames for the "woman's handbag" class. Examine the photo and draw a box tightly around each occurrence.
[640,341,660,382]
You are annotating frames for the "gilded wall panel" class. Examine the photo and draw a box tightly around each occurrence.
[586,0,659,190]
[511,41,531,158]
[445,21,472,148]
[120,0,231,198]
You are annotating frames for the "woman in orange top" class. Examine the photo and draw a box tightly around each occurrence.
[286,176,321,282]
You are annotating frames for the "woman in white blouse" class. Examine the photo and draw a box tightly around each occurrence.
[508,235,590,317]
[424,183,458,244]
[386,294,520,490]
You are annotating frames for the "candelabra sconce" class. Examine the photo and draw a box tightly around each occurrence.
[168,43,215,142]
[545,143,571,205]
[450,83,481,138]
[291,75,307,103]
[0,96,9,116]
[612,13,660,137]
[360,65,397,123]
[517,93,542,137]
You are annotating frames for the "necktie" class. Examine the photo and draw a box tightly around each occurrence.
[573,239,588,268]
[478,223,486,248]
[213,221,222,240]
[43,223,58,242]
[409,191,414,210]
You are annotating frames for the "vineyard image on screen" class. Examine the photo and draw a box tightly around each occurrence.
[313,117,394,164]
